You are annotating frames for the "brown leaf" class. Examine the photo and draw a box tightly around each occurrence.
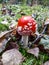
[5,42,19,51]
[0,39,11,53]
[45,49,49,54]
[1,49,24,65]
[0,28,16,39]
[0,29,16,52]
[43,61,49,65]
[27,47,39,58]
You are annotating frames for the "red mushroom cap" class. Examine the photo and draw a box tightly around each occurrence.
[17,16,37,35]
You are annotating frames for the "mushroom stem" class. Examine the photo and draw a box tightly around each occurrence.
[21,35,28,48]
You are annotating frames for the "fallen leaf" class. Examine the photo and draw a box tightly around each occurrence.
[45,49,49,54]
[0,28,16,39]
[5,42,19,51]
[43,61,49,65]
[0,38,11,53]
[0,28,18,53]
[27,47,39,58]
[0,31,9,38]
[1,49,24,65]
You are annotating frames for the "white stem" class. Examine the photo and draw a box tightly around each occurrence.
[21,35,28,48]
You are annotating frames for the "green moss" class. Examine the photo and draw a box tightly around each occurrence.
[0,23,9,31]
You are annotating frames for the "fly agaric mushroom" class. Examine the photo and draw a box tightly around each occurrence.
[17,16,37,48]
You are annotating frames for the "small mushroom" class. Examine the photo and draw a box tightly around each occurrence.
[17,16,37,48]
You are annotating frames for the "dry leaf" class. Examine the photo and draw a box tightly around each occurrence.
[0,28,16,39]
[27,47,39,57]
[0,38,11,53]
[5,42,19,51]
[0,31,9,38]
[45,49,49,54]
[1,49,24,65]
[0,28,17,53]
[43,61,49,65]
